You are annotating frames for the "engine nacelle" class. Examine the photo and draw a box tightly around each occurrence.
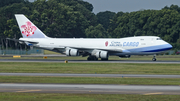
[119,55,131,58]
[95,51,109,59]
[66,49,79,56]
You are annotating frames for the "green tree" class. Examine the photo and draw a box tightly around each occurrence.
[0,1,31,39]
[108,8,180,43]
[0,0,97,39]
[85,24,108,38]
[96,11,116,30]
[0,0,24,8]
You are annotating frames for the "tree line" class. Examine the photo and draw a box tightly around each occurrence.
[0,0,180,49]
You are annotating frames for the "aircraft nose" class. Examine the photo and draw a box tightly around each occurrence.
[170,44,173,49]
[167,43,173,50]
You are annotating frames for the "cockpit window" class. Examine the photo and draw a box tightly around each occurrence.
[156,38,162,40]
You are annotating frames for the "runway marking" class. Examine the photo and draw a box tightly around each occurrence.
[42,89,138,94]
[16,90,41,92]
[119,84,128,85]
[143,92,163,95]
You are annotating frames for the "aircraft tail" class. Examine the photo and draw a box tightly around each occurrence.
[15,14,48,38]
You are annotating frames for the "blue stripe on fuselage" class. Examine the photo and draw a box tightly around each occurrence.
[141,47,172,52]
[127,44,172,53]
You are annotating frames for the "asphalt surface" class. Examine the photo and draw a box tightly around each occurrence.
[1,73,180,78]
[0,59,180,64]
[0,83,180,95]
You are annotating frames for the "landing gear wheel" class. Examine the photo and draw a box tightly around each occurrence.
[87,57,91,61]
[101,58,108,61]
[152,58,156,61]
[93,56,98,61]
[87,56,98,61]
[152,55,156,61]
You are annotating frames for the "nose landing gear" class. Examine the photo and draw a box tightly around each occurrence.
[152,55,156,61]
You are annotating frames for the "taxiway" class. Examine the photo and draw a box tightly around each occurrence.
[0,83,180,95]
[0,59,180,64]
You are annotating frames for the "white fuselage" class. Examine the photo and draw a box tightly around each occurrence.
[20,36,172,56]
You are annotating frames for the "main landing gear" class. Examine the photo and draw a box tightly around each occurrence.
[152,55,156,61]
[101,58,108,61]
[87,56,98,61]
[87,56,108,61]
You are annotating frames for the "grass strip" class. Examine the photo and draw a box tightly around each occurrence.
[0,93,180,101]
[1,76,180,85]
[0,62,180,74]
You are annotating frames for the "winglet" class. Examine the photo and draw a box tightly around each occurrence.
[15,14,48,38]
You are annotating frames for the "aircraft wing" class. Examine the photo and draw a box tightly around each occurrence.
[63,46,123,53]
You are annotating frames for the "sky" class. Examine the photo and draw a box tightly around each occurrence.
[83,0,180,14]
[28,0,180,14]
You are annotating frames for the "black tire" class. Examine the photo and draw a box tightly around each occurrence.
[92,57,98,61]
[87,56,98,61]
[87,57,91,61]
[152,58,156,61]
[101,58,108,61]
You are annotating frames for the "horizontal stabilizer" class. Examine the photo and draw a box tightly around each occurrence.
[6,38,39,44]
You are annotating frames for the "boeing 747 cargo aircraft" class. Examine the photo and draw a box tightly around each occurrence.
[14,14,172,61]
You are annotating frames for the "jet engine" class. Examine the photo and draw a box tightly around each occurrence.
[95,51,109,59]
[66,49,79,56]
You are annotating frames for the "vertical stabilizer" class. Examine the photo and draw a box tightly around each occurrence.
[15,14,48,38]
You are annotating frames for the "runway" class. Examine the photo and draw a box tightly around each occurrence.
[0,83,180,95]
[0,59,180,64]
[1,73,180,78]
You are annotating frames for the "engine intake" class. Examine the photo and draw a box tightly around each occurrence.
[95,51,109,59]
[66,49,79,56]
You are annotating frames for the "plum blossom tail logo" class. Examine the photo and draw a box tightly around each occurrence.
[21,21,37,37]
[105,41,108,47]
